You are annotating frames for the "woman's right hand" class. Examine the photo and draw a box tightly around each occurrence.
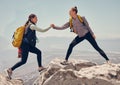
[50,24,55,28]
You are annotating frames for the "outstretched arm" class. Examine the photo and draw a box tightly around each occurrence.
[51,22,70,30]
[30,25,51,32]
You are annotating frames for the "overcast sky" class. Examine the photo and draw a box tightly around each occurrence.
[0,0,120,40]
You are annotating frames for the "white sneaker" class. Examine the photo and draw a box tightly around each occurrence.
[38,67,46,72]
[5,69,12,79]
[60,60,69,65]
[106,60,112,65]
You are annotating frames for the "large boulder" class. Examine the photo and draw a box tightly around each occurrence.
[0,73,23,85]
[33,58,120,85]
[38,58,96,85]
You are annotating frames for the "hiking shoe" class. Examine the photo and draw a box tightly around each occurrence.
[5,69,12,79]
[60,60,69,65]
[38,67,46,72]
[104,60,112,65]
[106,60,112,65]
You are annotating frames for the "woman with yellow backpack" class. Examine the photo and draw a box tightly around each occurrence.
[6,14,51,79]
[51,6,110,65]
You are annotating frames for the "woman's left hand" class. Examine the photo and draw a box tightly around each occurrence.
[92,34,96,39]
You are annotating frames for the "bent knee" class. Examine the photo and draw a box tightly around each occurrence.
[37,50,42,55]
[21,60,27,65]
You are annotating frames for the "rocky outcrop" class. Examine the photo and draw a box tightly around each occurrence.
[33,58,120,85]
[0,73,23,85]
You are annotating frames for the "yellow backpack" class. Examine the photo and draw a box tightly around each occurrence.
[69,15,84,32]
[12,26,25,47]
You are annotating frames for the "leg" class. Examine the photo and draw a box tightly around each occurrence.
[29,46,42,67]
[6,54,28,79]
[86,33,109,61]
[65,36,85,61]
[6,42,29,79]
[11,50,29,71]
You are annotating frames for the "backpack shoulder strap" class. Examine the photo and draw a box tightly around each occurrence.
[69,17,73,29]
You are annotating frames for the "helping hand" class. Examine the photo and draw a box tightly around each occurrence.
[50,24,55,28]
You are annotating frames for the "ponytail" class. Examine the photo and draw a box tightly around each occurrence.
[25,19,30,27]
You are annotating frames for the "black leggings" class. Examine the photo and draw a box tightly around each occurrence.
[65,32,109,61]
[11,42,42,71]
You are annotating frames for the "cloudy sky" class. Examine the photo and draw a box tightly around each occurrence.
[0,0,120,40]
